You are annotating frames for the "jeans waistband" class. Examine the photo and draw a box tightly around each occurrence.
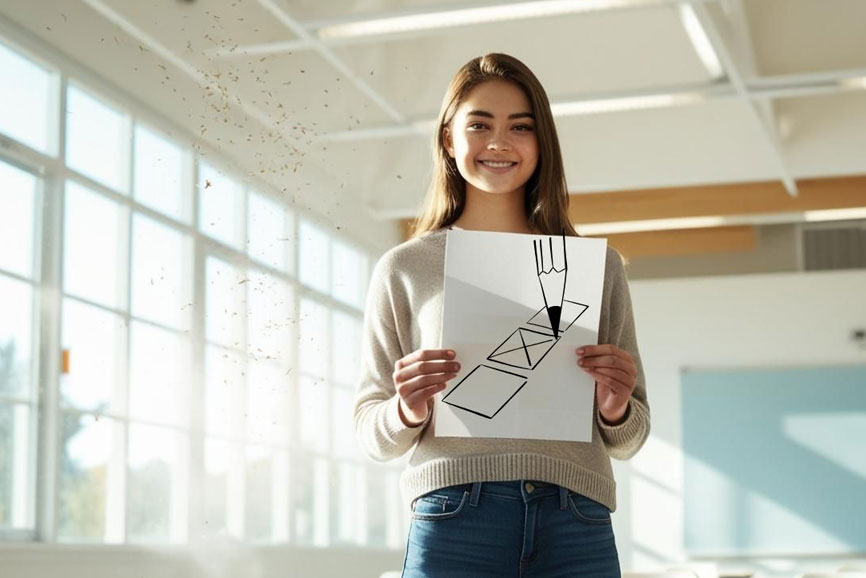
[459,480,569,509]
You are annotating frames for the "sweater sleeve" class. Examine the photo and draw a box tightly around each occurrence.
[596,249,651,460]
[353,252,430,462]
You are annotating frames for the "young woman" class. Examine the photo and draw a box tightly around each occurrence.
[354,53,650,577]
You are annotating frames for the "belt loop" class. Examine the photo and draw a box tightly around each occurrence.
[469,482,482,507]
[559,486,568,510]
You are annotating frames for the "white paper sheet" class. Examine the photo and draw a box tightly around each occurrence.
[434,229,607,441]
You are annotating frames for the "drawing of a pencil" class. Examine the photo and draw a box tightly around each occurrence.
[533,234,568,339]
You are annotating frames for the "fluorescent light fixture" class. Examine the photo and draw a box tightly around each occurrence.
[575,216,727,235]
[551,92,705,115]
[678,3,724,79]
[804,207,866,222]
[575,207,866,235]
[839,76,866,90]
[318,0,668,39]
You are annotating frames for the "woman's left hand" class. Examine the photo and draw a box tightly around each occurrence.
[575,344,636,425]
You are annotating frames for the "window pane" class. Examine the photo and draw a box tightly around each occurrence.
[298,220,329,293]
[298,375,328,454]
[0,402,34,530]
[332,240,367,308]
[298,299,327,377]
[246,359,288,445]
[204,345,244,438]
[133,124,187,221]
[0,42,53,153]
[63,181,126,309]
[385,471,404,548]
[332,386,359,461]
[0,275,33,400]
[0,160,37,279]
[129,321,190,426]
[248,192,290,272]
[127,423,186,543]
[331,311,362,387]
[247,271,293,364]
[332,461,366,546]
[58,412,117,541]
[293,456,328,546]
[131,214,191,330]
[245,445,273,542]
[203,438,236,538]
[66,85,128,192]
[205,257,246,348]
[199,162,243,248]
[60,299,125,412]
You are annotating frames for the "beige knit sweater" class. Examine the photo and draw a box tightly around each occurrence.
[353,228,650,511]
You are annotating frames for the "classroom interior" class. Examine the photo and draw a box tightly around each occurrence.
[0,0,864,577]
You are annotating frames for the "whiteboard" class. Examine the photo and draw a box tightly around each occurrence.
[682,365,866,556]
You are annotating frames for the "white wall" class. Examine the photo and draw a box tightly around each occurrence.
[612,268,866,577]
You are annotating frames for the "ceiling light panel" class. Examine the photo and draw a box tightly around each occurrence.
[555,98,783,193]
[747,0,866,76]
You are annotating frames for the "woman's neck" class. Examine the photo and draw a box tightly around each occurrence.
[451,186,534,234]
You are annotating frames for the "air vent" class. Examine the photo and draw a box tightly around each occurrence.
[801,220,866,271]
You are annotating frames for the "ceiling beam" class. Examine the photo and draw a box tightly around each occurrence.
[689,1,798,196]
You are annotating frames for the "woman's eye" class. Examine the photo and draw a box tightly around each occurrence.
[514,124,534,131]
[468,123,486,130]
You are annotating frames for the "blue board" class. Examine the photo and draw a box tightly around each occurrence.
[682,365,866,556]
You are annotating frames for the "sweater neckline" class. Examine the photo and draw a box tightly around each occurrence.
[420,228,449,248]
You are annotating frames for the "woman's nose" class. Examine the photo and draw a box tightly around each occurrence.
[487,132,511,151]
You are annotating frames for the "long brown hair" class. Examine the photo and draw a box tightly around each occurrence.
[412,53,577,238]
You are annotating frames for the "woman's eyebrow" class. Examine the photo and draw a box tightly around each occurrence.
[466,110,535,120]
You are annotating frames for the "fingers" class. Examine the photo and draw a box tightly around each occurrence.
[401,378,454,409]
[575,345,636,376]
[394,348,455,371]
[393,349,460,411]
[394,349,459,383]
[584,366,634,395]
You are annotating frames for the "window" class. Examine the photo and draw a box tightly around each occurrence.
[63,181,127,309]
[199,162,244,249]
[248,191,293,273]
[66,85,130,192]
[133,124,190,222]
[297,223,402,548]
[0,41,55,154]
[0,159,39,535]
[1,31,393,551]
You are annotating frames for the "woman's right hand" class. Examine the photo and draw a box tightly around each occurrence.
[393,349,460,427]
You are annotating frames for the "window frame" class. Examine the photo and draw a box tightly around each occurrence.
[0,25,395,549]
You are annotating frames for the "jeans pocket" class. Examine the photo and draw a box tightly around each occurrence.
[411,488,471,521]
[567,493,612,525]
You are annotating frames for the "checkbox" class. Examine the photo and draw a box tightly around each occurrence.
[442,365,527,419]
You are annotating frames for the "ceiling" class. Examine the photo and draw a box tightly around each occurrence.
[1,0,865,243]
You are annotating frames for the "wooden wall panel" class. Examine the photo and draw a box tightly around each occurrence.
[598,226,757,259]
[568,175,866,224]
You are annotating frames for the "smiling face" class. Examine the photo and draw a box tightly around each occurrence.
[443,79,539,200]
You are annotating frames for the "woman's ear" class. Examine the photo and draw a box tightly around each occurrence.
[442,126,455,158]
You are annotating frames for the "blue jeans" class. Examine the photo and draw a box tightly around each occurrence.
[402,480,620,578]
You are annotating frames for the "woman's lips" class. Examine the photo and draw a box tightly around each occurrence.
[477,160,517,173]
